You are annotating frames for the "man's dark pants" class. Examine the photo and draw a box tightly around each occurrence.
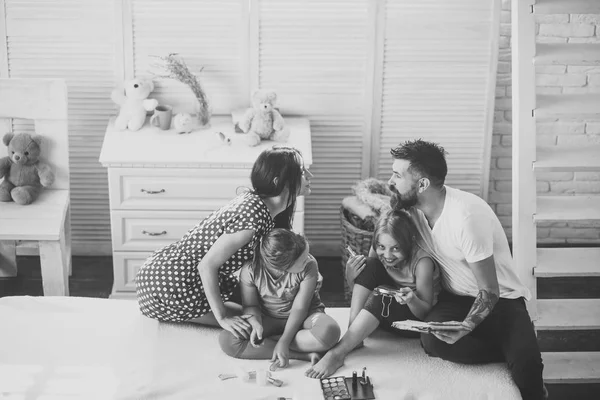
[421,291,545,400]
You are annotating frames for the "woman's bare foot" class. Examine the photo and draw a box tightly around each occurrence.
[305,351,345,379]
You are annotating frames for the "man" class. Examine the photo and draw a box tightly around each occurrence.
[307,139,545,400]
[386,139,545,400]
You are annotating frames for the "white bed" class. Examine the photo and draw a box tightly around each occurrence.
[0,296,520,400]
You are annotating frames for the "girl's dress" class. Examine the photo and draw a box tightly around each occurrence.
[136,191,274,322]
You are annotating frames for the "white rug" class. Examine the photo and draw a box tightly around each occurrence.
[0,296,520,400]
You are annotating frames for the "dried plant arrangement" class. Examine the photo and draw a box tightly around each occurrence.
[149,53,211,127]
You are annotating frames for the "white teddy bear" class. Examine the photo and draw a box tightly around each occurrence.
[111,79,159,131]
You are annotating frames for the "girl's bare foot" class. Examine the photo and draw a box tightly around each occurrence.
[305,351,345,379]
[309,352,322,366]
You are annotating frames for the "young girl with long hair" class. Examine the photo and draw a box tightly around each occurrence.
[219,228,341,370]
[306,209,440,378]
[136,146,313,340]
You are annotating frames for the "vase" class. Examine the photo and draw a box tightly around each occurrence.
[194,100,211,130]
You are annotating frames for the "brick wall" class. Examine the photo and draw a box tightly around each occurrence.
[489,0,600,244]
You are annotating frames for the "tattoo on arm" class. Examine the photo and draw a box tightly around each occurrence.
[463,289,499,330]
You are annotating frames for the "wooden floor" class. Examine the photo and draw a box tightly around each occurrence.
[0,255,350,307]
[1,255,599,399]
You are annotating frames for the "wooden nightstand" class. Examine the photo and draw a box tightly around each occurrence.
[99,115,312,299]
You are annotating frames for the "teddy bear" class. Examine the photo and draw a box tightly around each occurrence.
[237,89,290,146]
[0,132,55,205]
[111,78,159,131]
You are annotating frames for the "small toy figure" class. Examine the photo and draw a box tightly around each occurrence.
[111,78,159,131]
[173,113,194,134]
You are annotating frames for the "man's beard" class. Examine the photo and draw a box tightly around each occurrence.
[389,185,418,211]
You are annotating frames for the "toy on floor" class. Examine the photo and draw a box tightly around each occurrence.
[0,132,55,205]
[218,368,283,387]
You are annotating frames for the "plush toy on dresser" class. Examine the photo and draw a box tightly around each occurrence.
[237,89,290,146]
[0,132,55,205]
[173,113,194,134]
[111,78,159,131]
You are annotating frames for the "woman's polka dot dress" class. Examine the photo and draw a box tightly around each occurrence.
[136,191,274,322]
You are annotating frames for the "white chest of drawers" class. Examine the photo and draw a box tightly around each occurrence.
[99,115,312,298]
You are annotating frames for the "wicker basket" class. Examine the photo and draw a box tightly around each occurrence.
[340,205,374,301]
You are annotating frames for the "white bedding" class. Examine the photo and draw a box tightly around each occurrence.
[0,296,520,400]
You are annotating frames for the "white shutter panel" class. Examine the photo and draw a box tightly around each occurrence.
[5,0,117,251]
[130,0,247,114]
[377,0,498,198]
[257,0,370,252]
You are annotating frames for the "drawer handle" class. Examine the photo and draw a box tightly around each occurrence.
[141,189,165,195]
[142,230,167,236]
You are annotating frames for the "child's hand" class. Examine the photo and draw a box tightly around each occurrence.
[429,321,472,344]
[242,315,264,347]
[394,287,414,305]
[270,341,290,370]
[250,328,263,347]
[345,255,366,288]
[249,320,264,347]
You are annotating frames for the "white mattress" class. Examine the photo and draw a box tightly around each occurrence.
[0,296,520,400]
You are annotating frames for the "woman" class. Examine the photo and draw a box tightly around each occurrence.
[136,146,313,339]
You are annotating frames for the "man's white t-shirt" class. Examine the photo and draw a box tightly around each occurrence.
[410,186,531,300]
